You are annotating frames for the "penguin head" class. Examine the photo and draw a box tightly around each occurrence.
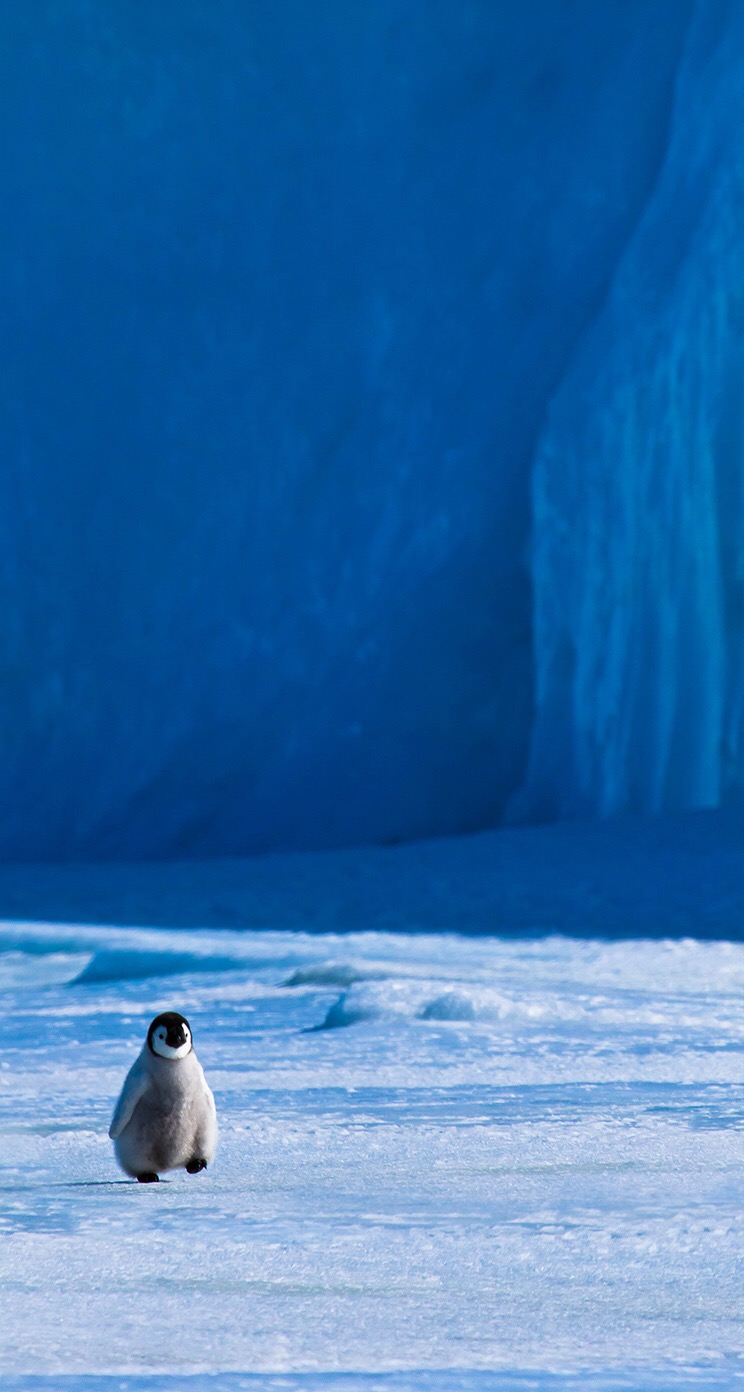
[147,1011,193,1060]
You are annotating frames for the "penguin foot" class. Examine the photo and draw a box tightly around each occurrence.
[186,1158,208,1174]
[136,1172,160,1183]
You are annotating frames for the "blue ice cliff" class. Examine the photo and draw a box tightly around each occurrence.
[0,1,741,857]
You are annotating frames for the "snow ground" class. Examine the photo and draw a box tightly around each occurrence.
[2,892,744,1389]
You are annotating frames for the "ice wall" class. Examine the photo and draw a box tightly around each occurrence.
[0,1,732,858]
[520,2,744,821]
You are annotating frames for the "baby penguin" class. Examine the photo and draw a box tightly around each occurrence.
[109,1011,217,1183]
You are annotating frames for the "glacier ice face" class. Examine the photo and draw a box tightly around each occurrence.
[520,1,744,821]
[2,1,739,856]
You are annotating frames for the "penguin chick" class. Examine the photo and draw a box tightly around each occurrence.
[109,1011,217,1183]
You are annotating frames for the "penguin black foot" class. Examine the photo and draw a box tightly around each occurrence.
[186,1158,208,1174]
[136,1172,160,1183]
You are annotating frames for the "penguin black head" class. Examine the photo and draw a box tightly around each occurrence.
[147,1011,193,1060]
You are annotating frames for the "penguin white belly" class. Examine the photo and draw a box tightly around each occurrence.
[114,1081,216,1177]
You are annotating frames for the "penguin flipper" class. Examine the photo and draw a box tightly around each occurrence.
[109,1065,150,1139]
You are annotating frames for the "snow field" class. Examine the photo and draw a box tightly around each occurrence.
[1,922,744,1388]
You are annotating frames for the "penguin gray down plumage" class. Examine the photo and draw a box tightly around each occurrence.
[109,1011,217,1182]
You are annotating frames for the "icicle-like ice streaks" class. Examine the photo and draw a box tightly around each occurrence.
[523,1,744,819]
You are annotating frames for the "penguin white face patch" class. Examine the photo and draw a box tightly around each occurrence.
[150,1023,192,1060]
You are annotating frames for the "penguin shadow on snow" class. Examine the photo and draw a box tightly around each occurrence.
[61,1179,173,1188]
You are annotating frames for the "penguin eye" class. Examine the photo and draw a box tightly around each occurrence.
[157,1029,166,1041]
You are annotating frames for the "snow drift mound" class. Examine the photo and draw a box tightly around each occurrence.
[316,980,579,1030]
[72,948,246,985]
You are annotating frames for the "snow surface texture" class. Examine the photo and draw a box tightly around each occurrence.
[4,1,742,857]
[3,914,744,1388]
